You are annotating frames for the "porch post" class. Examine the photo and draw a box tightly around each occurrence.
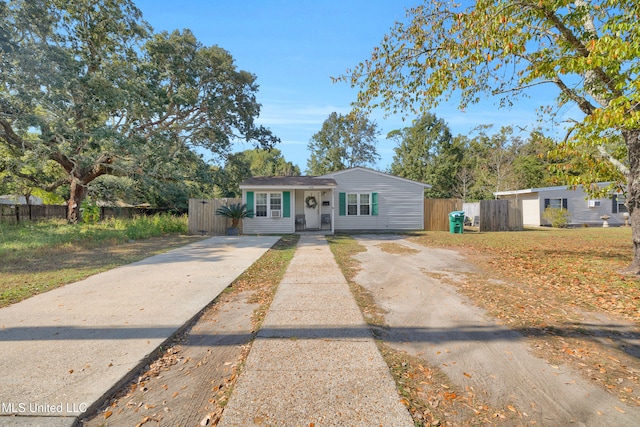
[332,188,335,234]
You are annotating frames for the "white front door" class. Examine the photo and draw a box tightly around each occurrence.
[303,191,321,229]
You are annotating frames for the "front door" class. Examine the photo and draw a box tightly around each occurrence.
[303,191,321,229]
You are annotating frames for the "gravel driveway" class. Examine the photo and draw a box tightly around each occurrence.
[352,234,640,426]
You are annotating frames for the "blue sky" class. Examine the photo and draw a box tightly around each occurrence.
[133,0,564,172]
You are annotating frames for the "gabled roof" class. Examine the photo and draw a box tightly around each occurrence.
[240,176,337,189]
[319,167,432,188]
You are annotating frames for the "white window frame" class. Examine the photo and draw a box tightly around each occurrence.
[255,192,283,218]
[548,198,564,210]
[616,194,628,213]
[255,193,268,217]
[346,193,371,216]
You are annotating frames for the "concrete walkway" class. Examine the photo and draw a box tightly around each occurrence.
[0,236,279,427]
[219,235,413,426]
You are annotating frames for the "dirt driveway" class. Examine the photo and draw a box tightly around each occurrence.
[352,234,640,426]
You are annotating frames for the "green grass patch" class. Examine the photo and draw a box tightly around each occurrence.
[0,215,192,307]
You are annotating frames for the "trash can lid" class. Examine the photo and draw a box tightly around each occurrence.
[449,210,465,216]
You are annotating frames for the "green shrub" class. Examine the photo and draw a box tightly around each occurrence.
[81,200,101,224]
[542,207,570,228]
[124,214,188,240]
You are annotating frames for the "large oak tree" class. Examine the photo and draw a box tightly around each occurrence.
[340,0,640,271]
[0,0,277,222]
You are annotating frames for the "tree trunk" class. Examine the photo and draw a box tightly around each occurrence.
[625,129,640,273]
[67,179,87,224]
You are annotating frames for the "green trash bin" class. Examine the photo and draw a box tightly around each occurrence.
[449,211,465,234]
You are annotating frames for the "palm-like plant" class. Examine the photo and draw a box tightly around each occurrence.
[215,203,254,229]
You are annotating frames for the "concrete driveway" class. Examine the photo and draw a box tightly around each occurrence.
[0,235,279,427]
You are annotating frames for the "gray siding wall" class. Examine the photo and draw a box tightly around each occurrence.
[324,169,424,231]
[499,186,625,226]
[537,188,623,226]
[242,189,294,234]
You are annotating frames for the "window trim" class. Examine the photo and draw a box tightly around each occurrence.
[339,192,378,216]
[544,198,567,211]
[346,192,371,216]
[254,191,284,218]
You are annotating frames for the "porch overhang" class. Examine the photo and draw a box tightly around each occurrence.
[240,176,337,235]
[239,176,338,190]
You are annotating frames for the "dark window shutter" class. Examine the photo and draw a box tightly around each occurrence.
[282,191,290,217]
[612,195,618,213]
[339,192,346,216]
[562,198,568,210]
[544,198,550,209]
[371,192,378,216]
[246,191,254,210]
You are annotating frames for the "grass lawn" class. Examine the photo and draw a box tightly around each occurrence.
[0,216,202,307]
[409,226,639,321]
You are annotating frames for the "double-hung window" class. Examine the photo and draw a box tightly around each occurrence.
[347,193,371,216]
[270,193,281,211]
[255,193,268,217]
[544,198,567,210]
[339,192,378,217]
[254,192,282,218]
[359,193,370,215]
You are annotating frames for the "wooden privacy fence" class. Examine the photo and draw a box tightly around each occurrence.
[478,199,523,232]
[1,204,67,223]
[188,198,241,235]
[423,198,523,232]
[424,198,464,231]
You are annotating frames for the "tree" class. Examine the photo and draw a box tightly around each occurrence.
[512,131,558,189]
[242,148,301,177]
[340,1,640,271]
[0,0,277,222]
[307,112,380,175]
[214,148,300,197]
[214,152,252,198]
[388,112,462,197]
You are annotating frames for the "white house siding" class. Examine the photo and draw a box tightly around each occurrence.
[321,169,425,231]
[242,189,294,234]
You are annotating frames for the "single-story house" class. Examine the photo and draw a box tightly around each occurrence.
[494,182,628,227]
[239,167,431,234]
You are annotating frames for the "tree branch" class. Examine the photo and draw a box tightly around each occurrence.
[541,3,622,104]
[598,144,629,177]
[552,77,596,116]
[0,118,30,150]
